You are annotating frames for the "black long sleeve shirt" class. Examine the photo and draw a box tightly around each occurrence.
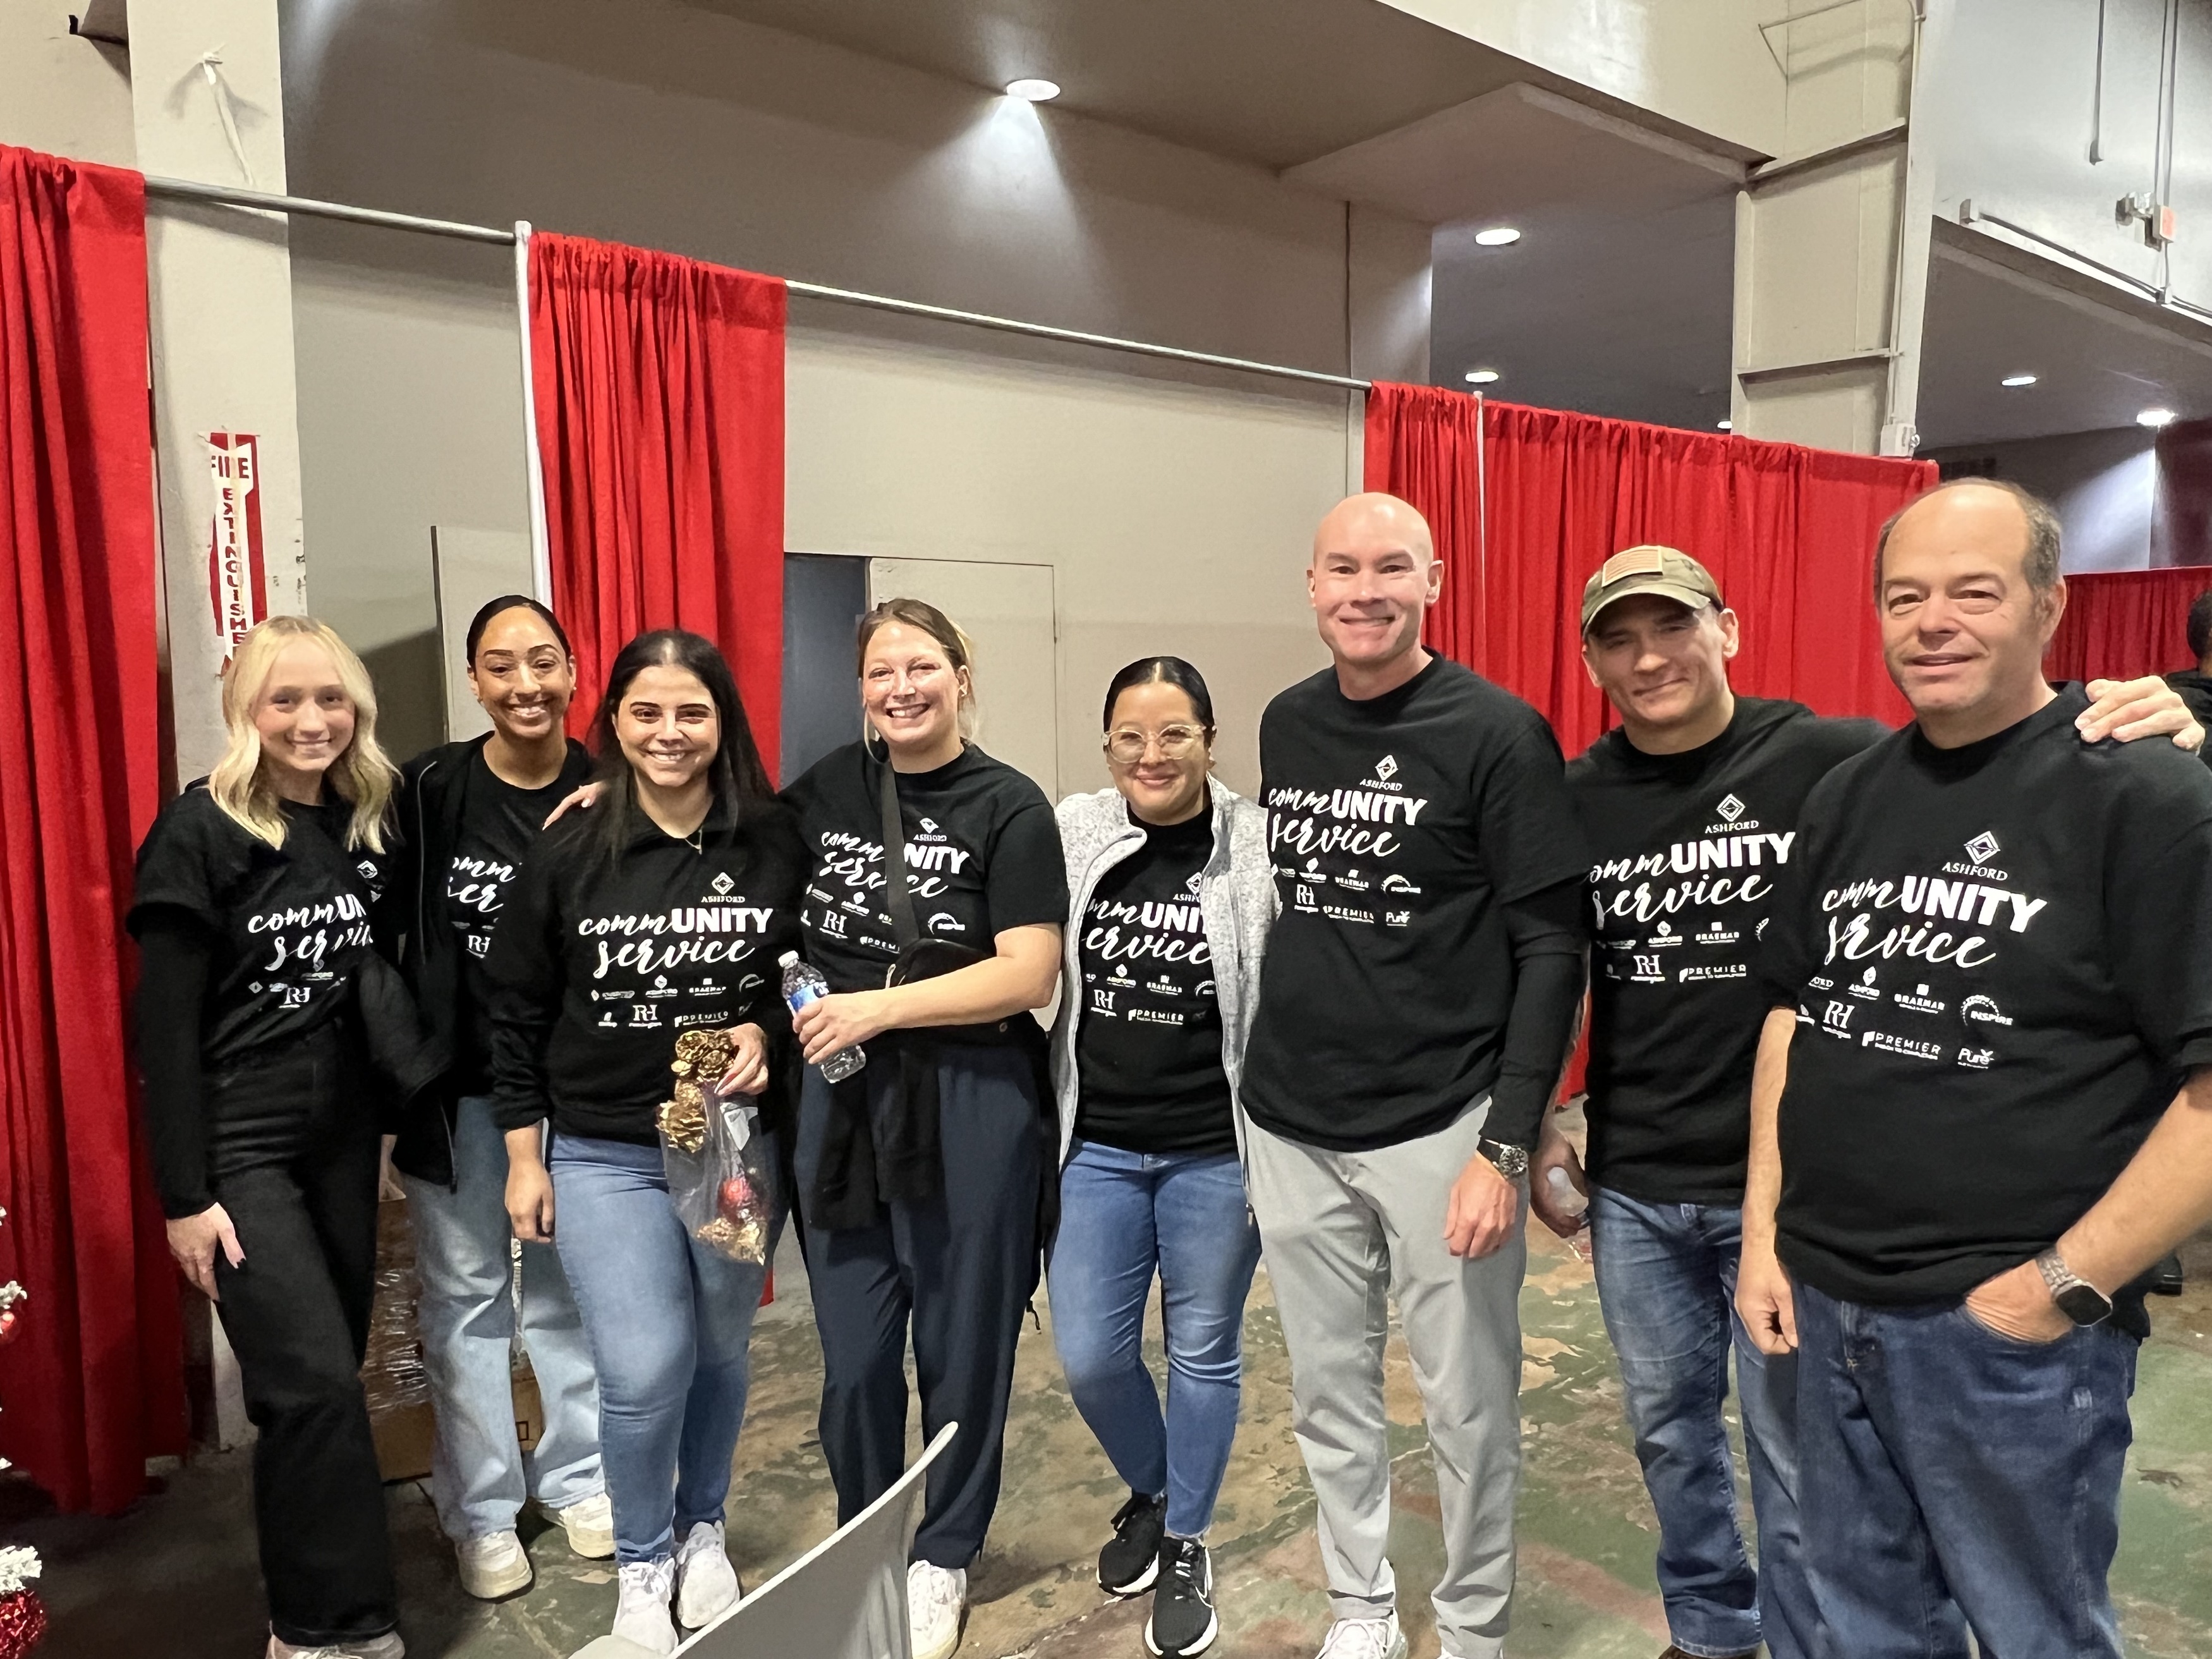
[487,798,808,1145]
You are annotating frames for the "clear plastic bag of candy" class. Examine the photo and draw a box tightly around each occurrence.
[659,1030,775,1265]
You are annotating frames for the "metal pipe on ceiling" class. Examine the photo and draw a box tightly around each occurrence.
[140,174,1373,392]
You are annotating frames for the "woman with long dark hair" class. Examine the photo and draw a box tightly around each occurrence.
[129,615,425,1659]
[1048,657,1273,1659]
[488,629,803,1655]
[783,598,1068,1659]
[387,596,608,1599]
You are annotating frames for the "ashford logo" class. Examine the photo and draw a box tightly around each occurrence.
[711,872,735,897]
[1716,794,1746,823]
[1965,830,2001,864]
[1848,966,1881,1000]
[1650,920,1682,947]
[1375,755,1399,782]
[919,817,941,836]
[1184,871,1203,896]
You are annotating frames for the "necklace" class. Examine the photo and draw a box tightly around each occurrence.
[684,825,704,854]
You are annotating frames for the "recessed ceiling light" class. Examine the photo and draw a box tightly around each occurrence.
[2000,373,2038,387]
[2139,406,2179,427]
[1464,368,1500,384]
[1005,78,1060,101]
[1717,420,1732,430]
[1473,226,1522,247]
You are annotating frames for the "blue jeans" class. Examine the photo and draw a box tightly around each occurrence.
[402,1097,603,1541]
[1793,1279,2138,1659]
[549,1132,779,1565]
[1590,1188,1814,1659]
[1047,1141,1263,1538]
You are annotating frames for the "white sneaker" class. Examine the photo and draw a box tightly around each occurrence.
[906,1560,968,1659]
[547,1490,616,1559]
[1316,1612,1406,1659]
[611,1559,679,1656]
[266,1634,406,1659]
[455,1529,533,1600]
[674,1519,741,1628]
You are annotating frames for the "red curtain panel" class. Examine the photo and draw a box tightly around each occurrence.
[0,145,184,1512]
[1366,385,1935,755]
[2045,566,2212,683]
[528,234,787,774]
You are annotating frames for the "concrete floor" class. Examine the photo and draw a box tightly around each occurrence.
[21,1216,2212,1658]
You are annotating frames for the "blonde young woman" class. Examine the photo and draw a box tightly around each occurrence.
[782,599,1068,1659]
[129,615,435,1659]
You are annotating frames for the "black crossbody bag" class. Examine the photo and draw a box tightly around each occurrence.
[877,757,992,986]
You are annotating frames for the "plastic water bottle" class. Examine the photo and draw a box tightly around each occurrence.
[1545,1166,1589,1224]
[781,951,867,1082]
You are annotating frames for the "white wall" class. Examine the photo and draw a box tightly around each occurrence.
[279,0,1392,772]
[0,2,134,165]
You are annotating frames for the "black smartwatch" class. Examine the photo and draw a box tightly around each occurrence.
[2034,1248,2113,1327]
[1476,1137,1529,1181]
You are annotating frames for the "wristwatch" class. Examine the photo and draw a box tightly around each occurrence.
[1476,1138,1530,1181]
[2034,1248,2113,1327]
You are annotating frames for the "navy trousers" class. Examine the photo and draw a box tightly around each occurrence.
[795,1043,1044,1568]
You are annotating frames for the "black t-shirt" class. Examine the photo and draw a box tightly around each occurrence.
[784,741,1068,993]
[128,784,391,1065]
[1568,698,1887,1204]
[443,748,593,1086]
[487,801,808,1144]
[2165,671,2212,765]
[1759,686,2212,1306]
[1074,803,1234,1156]
[1242,657,1591,1150]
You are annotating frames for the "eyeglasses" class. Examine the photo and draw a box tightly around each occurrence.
[1104,724,1208,765]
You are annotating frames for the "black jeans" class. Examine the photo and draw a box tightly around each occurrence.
[795,1043,1043,1568]
[206,1021,397,1646]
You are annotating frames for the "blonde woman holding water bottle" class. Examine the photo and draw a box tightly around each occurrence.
[781,598,1067,1659]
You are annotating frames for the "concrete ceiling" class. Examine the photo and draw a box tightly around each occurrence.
[671,0,1540,169]
[1375,85,1741,431]
[1916,221,2212,449]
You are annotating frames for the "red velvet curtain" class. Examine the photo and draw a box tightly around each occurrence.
[2045,566,2212,683]
[528,234,787,774]
[0,145,183,1512]
[1366,385,1936,754]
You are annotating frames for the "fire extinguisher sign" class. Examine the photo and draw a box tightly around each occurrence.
[206,432,267,664]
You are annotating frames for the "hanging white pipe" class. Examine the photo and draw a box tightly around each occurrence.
[513,220,555,605]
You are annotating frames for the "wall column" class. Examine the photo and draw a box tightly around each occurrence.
[128,0,307,781]
[1732,0,1932,456]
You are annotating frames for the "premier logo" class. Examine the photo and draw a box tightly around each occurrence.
[1863,1030,1945,1060]
[1679,964,1747,983]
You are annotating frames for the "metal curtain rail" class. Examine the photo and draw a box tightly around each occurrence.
[142,174,1373,392]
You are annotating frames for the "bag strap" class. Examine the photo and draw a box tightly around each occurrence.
[877,756,922,951]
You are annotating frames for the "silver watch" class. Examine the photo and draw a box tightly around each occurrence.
[2034,1248,2113,1327]
[1477,1137,1530,1181]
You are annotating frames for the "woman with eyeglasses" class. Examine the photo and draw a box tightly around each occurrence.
[781,598,1067,1659]
[1047,657,1275,1659]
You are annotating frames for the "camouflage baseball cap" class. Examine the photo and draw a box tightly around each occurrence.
[1579,545,1723,633]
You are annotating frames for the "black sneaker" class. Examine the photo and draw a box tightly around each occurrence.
[1098,1490,1167,1595]
[1145,1536,1217,1657]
